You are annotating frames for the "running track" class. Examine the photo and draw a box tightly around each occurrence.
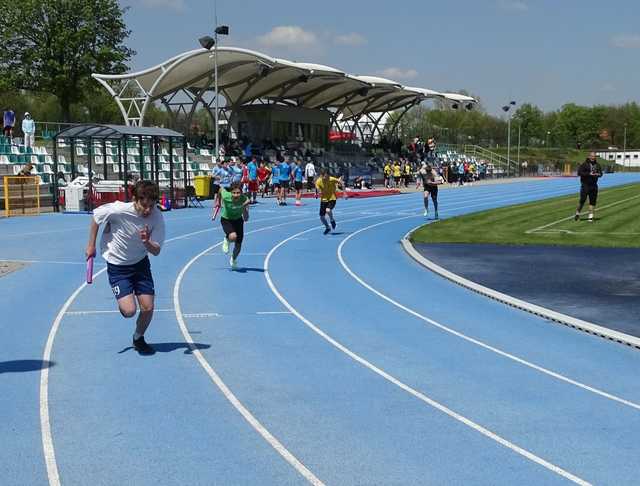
[2,174,640,486]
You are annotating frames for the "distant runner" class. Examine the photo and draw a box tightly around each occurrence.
[575,152,603,222]
[213,182,250,269]
[315,169,344,235]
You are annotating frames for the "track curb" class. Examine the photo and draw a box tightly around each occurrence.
[401,229,640,350]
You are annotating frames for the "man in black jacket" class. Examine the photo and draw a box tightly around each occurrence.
[575,152,603,222]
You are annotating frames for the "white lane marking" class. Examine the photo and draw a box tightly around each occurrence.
[40,265,107,486]
[174,234,325,486]
[0,259,102,266]
[0,227,87,239]
[36,183,570,486]
[337,218,640,411]
[256,311,292,315]
[264,223,591,486]
[39,216,333,486]
[525,192,640,234]
[183,313,221,318]
[65,309,174,316]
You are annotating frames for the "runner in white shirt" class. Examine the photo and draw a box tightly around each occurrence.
[85,181,166,354]
[304,160,317,194]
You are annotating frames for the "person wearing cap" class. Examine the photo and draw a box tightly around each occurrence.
[3,108,15,140]
[22,112,35,148]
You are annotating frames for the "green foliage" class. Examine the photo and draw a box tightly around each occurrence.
[0,0,134,121]
[387,99,640,151]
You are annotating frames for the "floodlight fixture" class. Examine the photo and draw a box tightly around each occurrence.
[357,87,369,97]
[451,103,459,110]
[465,103,474,111]
[502,105,510,112]
[215,25,229,35]
[199,36,215,50]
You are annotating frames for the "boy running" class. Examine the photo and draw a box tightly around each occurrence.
[278,158,292,206]
[213,182,250,269]
[85,181,165,355]
[419,162,443,219]
[247,156,259,204]
[292,159,304,206]
[315,169,344,235]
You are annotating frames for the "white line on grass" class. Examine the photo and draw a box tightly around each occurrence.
[525,193,640,234]
[264,221,590,486]
[337,217,640,412]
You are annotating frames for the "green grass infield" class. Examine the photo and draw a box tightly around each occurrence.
[411,183,640,248]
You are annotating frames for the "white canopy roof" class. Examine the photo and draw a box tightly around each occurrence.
[93,47,477,124]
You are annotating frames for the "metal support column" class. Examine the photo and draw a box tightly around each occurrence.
[52,137,59,212]
[138,135,144,180]
[183,138,188,208]
[87,138,93,211]
[102,139,108,180]
[123,136,129,202]
[169,137,174,207]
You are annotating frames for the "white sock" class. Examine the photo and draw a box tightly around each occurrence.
[133,332,143,340]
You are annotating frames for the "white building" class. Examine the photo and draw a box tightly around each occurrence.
[595,149,640,168]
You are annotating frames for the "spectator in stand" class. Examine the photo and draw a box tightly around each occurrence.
[57,171,67,187]
[392,161,402,188]
[3,108,15,140]
[383,161,391,188]
[22,112,35,149]
[304,159,317,193]
[18,162,34,176]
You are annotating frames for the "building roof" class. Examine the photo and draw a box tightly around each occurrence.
[93,46,476,121]
[54,124,184,139]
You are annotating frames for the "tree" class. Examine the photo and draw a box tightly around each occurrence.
[0,0,134,122]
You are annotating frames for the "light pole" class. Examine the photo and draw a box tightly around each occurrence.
[517,121,521,175]
[623,123,628,171]
[502,101,516,177]
[199,24,229,162]
[545,130,551,148]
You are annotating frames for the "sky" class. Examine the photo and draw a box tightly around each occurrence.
[118,0,640,116]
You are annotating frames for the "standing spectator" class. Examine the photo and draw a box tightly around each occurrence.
[22,112,35,149]
[3,108,15,140]
[574,152,603,222]
[304,159,317,193]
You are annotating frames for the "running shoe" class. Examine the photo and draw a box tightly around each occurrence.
[588,214,594,222]
[323,227,331,235]
[133,336,155,355]
[434,212,439,220]
[331,220,336,229]
[222,237,229,254]
[424,210,428,216]
[574,213,580,221]
[230,256,238,269]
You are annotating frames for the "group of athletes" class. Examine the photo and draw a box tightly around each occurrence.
[84,153,602,355]
[210,156,319,207]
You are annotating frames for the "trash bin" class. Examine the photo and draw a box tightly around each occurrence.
[194,175,211,198]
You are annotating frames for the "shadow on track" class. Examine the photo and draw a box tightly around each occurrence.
[117,342,211,355]
[0,359,55,373]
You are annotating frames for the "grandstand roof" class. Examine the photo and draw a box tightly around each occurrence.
[93,47,476,123]
[54,124,184,139]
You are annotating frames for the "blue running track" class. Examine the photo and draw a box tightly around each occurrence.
[2,174,640,486]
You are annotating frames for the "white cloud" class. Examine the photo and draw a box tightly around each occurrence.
[498,0,528,11]
[377,67,418,81]
[258,26,318,48]
[610,34,640,49]
[139,0,186,12]
[334,33,367,46]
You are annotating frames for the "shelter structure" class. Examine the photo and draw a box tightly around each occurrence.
[52,124,187,211]
[93,47,476,142]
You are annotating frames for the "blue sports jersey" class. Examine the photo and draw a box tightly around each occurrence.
[272,165,280,179]
[278,162,291,181]
[293,165,303,182]
[247,161,258,181]
[213,166,232,187]
[230,165,243,183]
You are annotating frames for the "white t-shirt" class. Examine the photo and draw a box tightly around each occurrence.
[304,162,316,178]
[93,201,165,265]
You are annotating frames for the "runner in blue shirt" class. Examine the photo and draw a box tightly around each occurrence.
[247,156,259,204]
[292,159,304,206]
[277,159,292,206]
[271,162,280,201]
[212,160,232,191]
[230,158,244,185]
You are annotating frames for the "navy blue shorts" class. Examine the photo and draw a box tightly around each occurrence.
[107,256,155,300]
